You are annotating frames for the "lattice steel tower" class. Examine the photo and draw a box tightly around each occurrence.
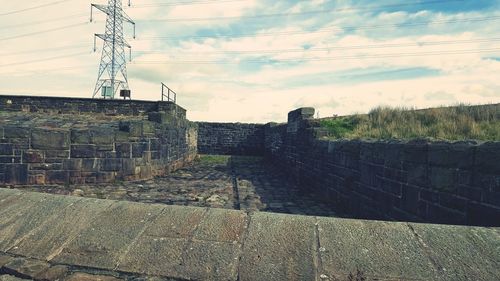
[90,0,135,99]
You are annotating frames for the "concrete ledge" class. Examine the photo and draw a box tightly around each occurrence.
[0,188,499,281]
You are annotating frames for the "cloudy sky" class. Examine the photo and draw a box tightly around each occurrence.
[1,0,499,122]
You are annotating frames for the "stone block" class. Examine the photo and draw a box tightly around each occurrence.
[287,107,315,122]
[22,150,44,163]
[31,128,69,150]
[132,142,149,158]
[0,156,14,164]
[384,142,404,168]
[466,202,500,226]
[101,158,122,171]
[81,159,98,172]
[4,164,28,185]
[45,171,69,185]
[475,142,500,174]
[121,159,136,176]
[403,140,428,164]
[148,111,176,124]
[427,203,465,225]
[70,144,96,158]
[428,142,475,169]
[62,159,83,170]
[0,143,13,155]
[90,128,115,145]
[439,193,467,213]
[115,143,131,158]
[430,167,457,192]
[119,121,143,136]
[406,164,428,187]
[28,174,45,185]
[70,129,90,144]
[4,126,30,139]
[97,172,115,183]
[401,185,420,214]
[45,150,69,158]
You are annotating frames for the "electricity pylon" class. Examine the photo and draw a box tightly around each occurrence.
[90,0,135,99]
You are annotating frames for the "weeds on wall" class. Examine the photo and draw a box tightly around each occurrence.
[320,103,499,141]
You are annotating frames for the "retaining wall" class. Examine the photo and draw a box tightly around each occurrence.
[196,122,264,155]
[0,95,185,118]
[0,96,197,185]
[264,108,500,226]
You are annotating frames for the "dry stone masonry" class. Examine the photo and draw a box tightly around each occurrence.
[263,108,500,226]
[196,122,264,155]
[0,95,498,227]
[0,96,197,186]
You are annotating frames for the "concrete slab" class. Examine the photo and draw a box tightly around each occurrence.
[116,205,205,277]
[133,205,206,239]
[239,212,317,281]
[409,223,500,281]
[317,218,440,281]
[51,201,164,270]
[9,197,114,260]
[0,190,25,217]
[0,192,80,252]
[117,236,186,277]
[118,206,242,281]
[178,240,240,281]
[194,208,248,243]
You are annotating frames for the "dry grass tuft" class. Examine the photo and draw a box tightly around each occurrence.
[320,103,499,141]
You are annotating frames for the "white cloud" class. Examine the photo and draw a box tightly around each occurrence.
[0,1,499,123]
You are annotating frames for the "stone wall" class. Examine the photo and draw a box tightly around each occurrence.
[264,108,500,226]
[0,95,186,118]
[0,96,197,185]
[197,122,264,155]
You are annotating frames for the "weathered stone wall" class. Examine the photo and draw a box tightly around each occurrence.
[0,96,197,185]
[0,95,186,118]
[197,122,264,155]
[264,108,500,226]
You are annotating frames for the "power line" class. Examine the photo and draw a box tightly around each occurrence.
[0,52,89,68]
[132,37,500,55]
[136,15,500,40]
[137,0,464,22]
[1,44,89,57]
[0,13,88,30]
[0,64,95,76]
[0,22,88,42]
[130,48,500,64]
[0,0,72,16]
[128,0,245,8]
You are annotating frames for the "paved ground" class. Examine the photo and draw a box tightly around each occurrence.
[18,155,338,217]
[0,189,499,281]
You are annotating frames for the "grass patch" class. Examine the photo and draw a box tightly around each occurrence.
[320,116,361,138]
[320,103,499,141]
[197,155,230,165]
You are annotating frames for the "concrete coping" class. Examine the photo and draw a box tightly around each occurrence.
[0,188,498,281]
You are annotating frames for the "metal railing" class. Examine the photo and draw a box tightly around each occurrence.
[161,83,177,103]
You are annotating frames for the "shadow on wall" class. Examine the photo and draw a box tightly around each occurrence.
[263,107,500,227]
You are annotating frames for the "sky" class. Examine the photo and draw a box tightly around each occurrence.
[1,0,499,123]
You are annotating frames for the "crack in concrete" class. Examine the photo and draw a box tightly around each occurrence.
[236,211,252,281]
[313,217,325,281]
[178,207,210,267]
[46,200,118,262]
[6,197,84,254]
[406,223,445,276]
[113,206,167,271]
